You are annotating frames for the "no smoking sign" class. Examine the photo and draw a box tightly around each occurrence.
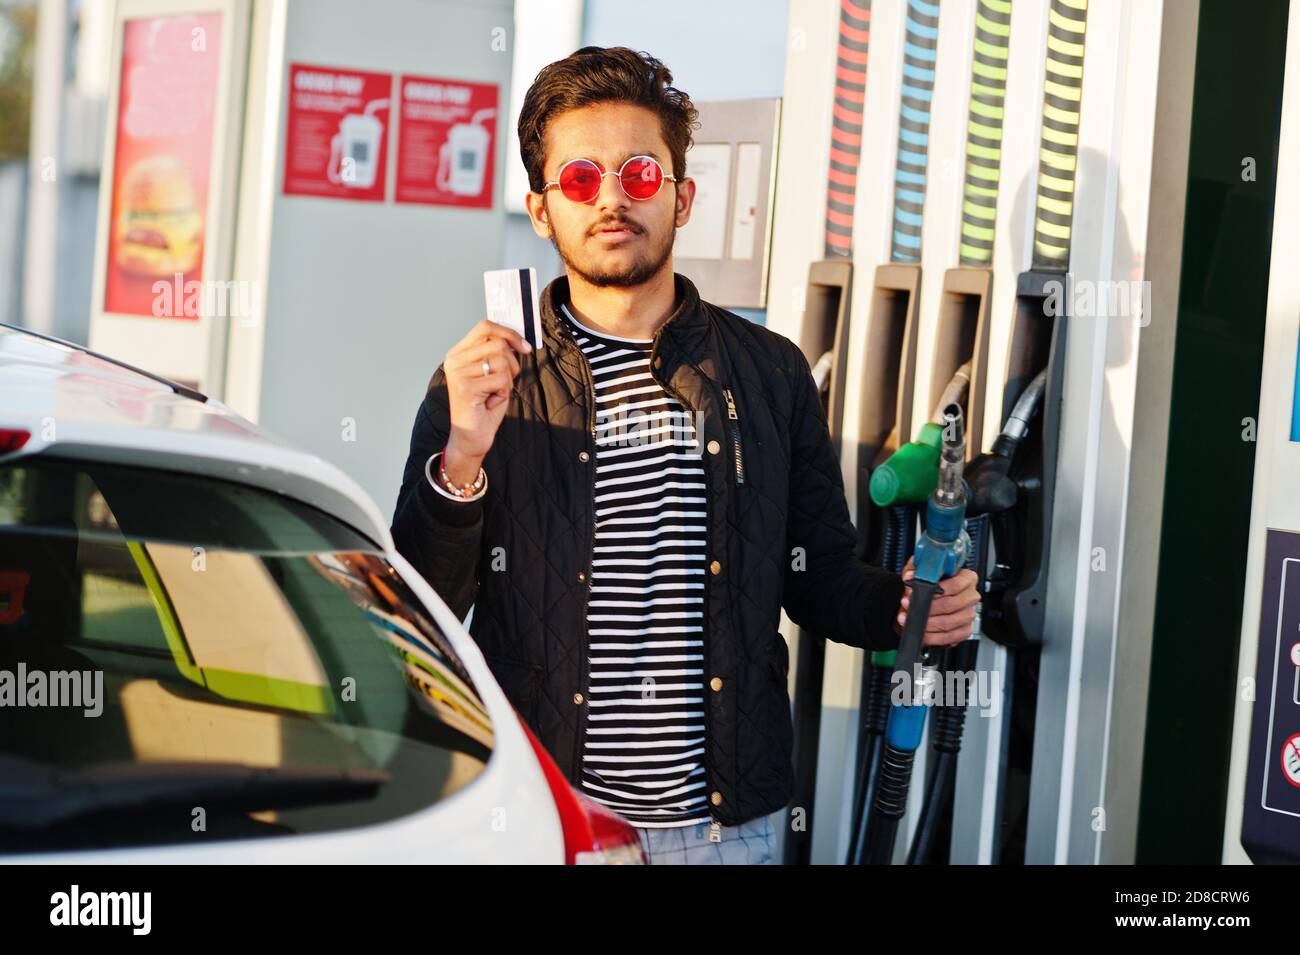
[1283,733,1300,788]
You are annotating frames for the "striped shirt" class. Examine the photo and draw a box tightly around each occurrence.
[560,301,712,829]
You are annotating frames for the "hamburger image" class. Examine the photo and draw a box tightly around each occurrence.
[113,155,204,278]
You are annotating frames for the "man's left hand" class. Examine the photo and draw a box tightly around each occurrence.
[893,557,981,646]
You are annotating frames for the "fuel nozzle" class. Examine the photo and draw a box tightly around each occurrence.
[890,402,970,705]
[869,363,971,508]
[934,402,966,508]
[965,368,1047,517]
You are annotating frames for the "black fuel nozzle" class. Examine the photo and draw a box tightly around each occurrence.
[964,368,1048,517]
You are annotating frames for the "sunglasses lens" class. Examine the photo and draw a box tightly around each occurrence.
[620,157,664,200]
[559,159,602,202]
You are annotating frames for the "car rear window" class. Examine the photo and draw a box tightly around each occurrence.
[0,457,494,854]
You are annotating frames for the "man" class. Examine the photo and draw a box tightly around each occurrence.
[392,46,980,865]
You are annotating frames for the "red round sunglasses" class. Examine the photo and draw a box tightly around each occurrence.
[542,155,679,203]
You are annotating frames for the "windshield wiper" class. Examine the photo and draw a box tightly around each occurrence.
[0,755,389,830]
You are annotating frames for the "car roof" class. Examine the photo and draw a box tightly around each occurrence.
[0,323,391,548]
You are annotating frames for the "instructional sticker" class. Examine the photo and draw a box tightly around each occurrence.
[1284,734,1300,788]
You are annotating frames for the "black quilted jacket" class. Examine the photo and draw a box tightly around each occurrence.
[392,272,905,826]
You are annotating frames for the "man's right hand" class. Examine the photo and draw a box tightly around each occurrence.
[441,318,533,486]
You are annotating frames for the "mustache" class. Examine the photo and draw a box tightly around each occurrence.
[592,219,641,235]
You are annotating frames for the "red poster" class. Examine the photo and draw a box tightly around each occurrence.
[283,63,392,202]
[104,13,222,319]
[395,74,497,208]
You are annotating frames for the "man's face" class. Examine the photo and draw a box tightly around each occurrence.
[526,101,694,288]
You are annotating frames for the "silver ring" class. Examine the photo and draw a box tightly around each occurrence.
[481,358,491,376]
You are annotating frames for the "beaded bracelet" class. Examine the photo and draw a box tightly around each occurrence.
[425,450,488,501]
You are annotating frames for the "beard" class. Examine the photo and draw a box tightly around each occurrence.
[547,202,676,289]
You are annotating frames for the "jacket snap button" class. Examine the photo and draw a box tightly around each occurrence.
[578,450,590,463]
[710,791,722,806]
[706,439,721,455]
[709,559,722,575]
[573,692,584,705]
[710,676,723,691]
[577,571,586,582]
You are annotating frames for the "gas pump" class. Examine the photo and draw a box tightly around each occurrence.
[769,0,1183,866]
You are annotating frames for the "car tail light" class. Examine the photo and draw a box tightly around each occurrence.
[516,713,645,864]
[0,429,30,455]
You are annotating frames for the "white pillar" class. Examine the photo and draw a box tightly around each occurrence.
[22,0,67,335]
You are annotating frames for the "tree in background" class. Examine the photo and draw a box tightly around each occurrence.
[0,3,36,159]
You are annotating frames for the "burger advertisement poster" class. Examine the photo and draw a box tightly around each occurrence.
[104,13,222,319]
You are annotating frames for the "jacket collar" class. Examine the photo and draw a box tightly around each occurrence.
[540,271,710,370]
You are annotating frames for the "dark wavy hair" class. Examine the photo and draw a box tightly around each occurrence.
[517,46,699,194]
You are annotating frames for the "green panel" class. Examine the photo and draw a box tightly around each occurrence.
[1136,0,1289,863]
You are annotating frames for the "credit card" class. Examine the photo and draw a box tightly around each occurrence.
[483,267,543,350]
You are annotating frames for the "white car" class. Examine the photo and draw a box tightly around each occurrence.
[0,322,644,864]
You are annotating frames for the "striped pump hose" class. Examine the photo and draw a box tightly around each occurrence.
[1031,0,1088,270]
[890,0,940,263]
[958,0,1012,267]
[825,0,873,258]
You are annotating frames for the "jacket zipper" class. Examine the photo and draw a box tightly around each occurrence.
[722,386,745,486]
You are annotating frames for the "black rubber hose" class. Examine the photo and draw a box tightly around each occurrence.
[864,743,916,864]
[847,504,916,864]
[848,660,895,864]
[880,504,915,573]
[863,581,939,866]
[907,750,957,864]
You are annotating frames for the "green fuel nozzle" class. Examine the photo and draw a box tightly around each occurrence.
[869,421,943,506]
[869,362,971,508]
